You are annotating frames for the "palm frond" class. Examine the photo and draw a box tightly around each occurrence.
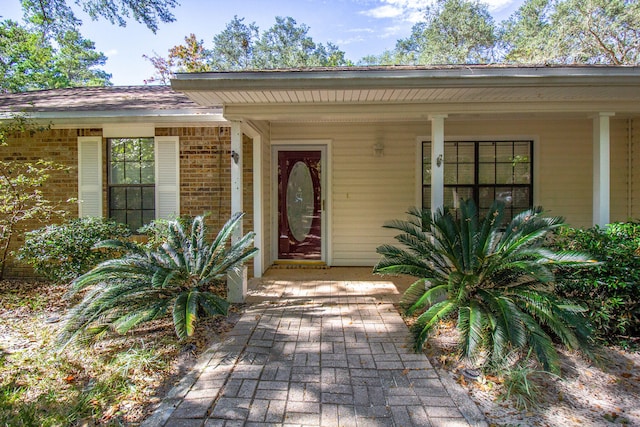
[412,300,457,351]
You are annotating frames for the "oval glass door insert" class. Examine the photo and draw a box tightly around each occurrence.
[286,161,314,242]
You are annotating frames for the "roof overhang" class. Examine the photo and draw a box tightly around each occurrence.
[171,66,640,122]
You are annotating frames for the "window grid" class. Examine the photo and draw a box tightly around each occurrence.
[423,141,533,221]
[108,138,155,232]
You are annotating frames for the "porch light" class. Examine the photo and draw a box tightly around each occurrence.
[373,142,384,157]
[231,150,239,164]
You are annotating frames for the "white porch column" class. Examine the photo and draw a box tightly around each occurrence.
[593,113,614,226]
[430,114,448,212]
[227,121,247,303]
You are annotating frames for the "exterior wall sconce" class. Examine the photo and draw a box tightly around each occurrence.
[373,142,385,157]
[436,154,443,167]
[231,150,239,164]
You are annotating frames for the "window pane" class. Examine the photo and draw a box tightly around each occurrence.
[496,144,513,162]
[495,188,513,207]
[423,187,431,210]
[479,187,495,208]
[514,163,530,184]
[513,187,530,208]
[423,142,431,185]
[123,139,139,161]
[127,210,143,232]
[111,139,125,160]
[142,187,155,210]
[140,138,155,161]
[457,143,474,163]
[142,210,155,226]
[110,163,125,184]
[458,163,474,185]
[513,142,530,158]
[111,187,126,209]
[125,161,142,184]
[479,163,495,184]
[444,163,457,184]
[126,187,142,210]
[496,163,513,184]
[111,210,126,226]
[141,162,155,184]
[478,142,495,162]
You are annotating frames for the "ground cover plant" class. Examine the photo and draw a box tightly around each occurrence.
[374,200,598,374]
[57,213,257,349]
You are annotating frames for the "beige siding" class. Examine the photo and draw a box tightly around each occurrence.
[632,118,640,219]
[271,116,635,267]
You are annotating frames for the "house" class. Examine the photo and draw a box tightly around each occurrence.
[2,66,640,301]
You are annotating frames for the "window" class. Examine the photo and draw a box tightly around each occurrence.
[108,137,155,231]
[423,141,533,220]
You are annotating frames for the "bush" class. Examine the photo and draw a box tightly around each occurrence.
[17,217,131,283]
[550,222,640,343]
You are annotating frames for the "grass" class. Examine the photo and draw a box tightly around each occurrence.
[0,279,235,426]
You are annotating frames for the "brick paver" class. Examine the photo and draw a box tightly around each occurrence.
[142,273,487,427]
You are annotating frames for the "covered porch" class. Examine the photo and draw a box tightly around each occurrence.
[171,65,640,301]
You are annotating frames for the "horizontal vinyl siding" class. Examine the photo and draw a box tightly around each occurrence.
[632,118,640,219]
[271,116,635,267]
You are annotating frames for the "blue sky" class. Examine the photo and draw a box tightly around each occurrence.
[3,0,525,85]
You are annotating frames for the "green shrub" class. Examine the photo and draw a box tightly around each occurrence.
[550,222,640,343]
[17,217,131,283]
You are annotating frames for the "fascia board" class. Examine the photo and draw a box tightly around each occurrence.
[0,109,227,125]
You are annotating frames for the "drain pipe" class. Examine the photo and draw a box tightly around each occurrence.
[629,118,633,219]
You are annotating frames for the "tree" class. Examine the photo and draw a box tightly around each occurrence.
[146,16,352,81]
[0,19,111,92]
[0,116,71,279]
[391,0,497,65]
[500,0,640,65]
[499,0,555,63]
[210,16,260,71]
[374,200,597,374]
[20,0,178,34]
[57,214,257,349]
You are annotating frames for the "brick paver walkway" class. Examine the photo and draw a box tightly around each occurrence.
[143,270,487,427]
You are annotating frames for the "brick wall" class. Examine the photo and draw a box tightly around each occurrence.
[1,125,256,279]
[0,128,94,277]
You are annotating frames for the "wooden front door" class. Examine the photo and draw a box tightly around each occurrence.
[277,150,322,260]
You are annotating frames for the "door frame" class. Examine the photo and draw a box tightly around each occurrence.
[271,140,331,265]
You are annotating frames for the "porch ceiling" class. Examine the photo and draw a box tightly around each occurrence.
[171,66,640,122]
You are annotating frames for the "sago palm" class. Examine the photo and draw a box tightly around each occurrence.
[57,213,257,349]
[374,200,597,374]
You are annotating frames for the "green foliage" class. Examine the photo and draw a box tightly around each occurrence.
[500,0,640,65]
[496,353,553,410]
[57,213,257,349]
[0,19,110,92]
[0,116,72,279]
[550,222,640,343]
[17,217,131,283]
[20,0,177,34]
[375,200,597,374]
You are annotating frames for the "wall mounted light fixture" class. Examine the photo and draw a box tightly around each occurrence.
[231,150,239,164]
[373,142,385,157]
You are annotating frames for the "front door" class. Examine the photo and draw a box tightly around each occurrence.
[277,149,322,260]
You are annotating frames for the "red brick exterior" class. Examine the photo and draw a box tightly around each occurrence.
[0,125,254,278]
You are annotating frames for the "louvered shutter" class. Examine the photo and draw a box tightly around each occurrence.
[77,136,103,217]
[155,136,180,219]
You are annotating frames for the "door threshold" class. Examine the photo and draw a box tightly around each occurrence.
[272,260,329,269]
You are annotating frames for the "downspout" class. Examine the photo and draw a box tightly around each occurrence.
[628,118,633,219]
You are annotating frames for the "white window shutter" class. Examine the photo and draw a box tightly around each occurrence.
[155,136,180,219]
[77,136,103,217]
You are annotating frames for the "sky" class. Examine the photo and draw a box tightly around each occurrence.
[3,0,526,86]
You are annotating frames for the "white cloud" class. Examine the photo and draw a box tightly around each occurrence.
[361,0,519,24]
